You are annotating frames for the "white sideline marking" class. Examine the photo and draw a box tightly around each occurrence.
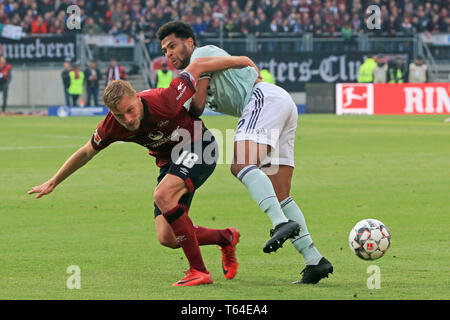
[0,142,126,151]
[42,134,88,139]
[0,144,81,151]
[0,132,89,139]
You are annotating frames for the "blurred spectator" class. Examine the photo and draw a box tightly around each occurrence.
[97,17,111,33]
[61,61,71,107]
[182,7,196,25]
[341,21,352,40]
[358,55,377,83]
[0,56,12,112]
[383,14,401,36]
[192,17,207,35]
[300,13,314,33]
[106,58,127,85]
[109,22,123,36]
[351,14,362,33]
[373,55,388,83]
[427,13,448,33]
[31,15,48,34]
[388,56,407,83]
[249,18,265,36]
[52,18,65,34]
[400,16,415,35]
[414,8,429,33]
[2,0,448,38]
[156,61,172,89]
[281,18,293,32]
[312,13,324,35]
[266,0,281,22]
[130,2,142,21]
[225,13,240,35]
[408,56,429,83]
[85,60,102,106]
[68,64,85,107]
[269,19,280,33]
[83,17,102,35]
[310,0,323,15]
[0,5,9,23]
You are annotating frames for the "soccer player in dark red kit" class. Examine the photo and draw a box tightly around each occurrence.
[28,55,256,287]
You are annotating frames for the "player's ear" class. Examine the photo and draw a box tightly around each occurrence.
[186,37,194,49]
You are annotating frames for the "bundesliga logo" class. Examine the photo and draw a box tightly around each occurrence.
[93,130,102,145]
[336,84,374,115]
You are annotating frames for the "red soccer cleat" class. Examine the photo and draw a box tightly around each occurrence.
[219,227,240,280]
[172,268,213,287]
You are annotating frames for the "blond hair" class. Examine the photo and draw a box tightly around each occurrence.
[103,80,136,110]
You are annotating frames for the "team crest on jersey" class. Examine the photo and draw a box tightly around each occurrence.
[93,130,102,145]
[148,131,164,140]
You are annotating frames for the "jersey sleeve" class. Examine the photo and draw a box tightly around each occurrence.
[160,71,196,113]
[190,46,230,80]
[190,45,230,60]
[90,114,116,151]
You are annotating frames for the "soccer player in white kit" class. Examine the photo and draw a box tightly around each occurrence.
[157,21,333,284]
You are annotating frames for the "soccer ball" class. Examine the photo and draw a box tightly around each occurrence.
[348,219,391,260]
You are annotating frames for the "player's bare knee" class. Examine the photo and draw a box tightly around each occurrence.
[153,187,171,211]
[153,188,164,206]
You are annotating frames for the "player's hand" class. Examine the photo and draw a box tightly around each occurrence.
[28,180,56,199]
[243,56,262,80]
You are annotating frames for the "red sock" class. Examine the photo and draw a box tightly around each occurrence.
[194,226,232,247]
[163,204,207,273]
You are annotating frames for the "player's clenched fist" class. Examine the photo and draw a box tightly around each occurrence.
[28,181,55,199]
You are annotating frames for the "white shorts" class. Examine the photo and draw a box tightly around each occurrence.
[235,81,298,167]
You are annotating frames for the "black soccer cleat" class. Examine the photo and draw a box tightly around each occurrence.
[263,220,301,253]
[292,257,334,284]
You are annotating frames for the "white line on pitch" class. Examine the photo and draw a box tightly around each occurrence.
[0,142,127,151]
[0,144,81,151]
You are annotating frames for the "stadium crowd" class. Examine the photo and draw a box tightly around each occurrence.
[0,0,448,39]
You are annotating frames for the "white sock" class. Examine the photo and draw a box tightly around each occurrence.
[237,165,288,227]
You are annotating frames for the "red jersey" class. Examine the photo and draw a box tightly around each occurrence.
[91,72,204,167]
[0,63,11,83]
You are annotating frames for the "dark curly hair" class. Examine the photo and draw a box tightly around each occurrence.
[156,21,197,46]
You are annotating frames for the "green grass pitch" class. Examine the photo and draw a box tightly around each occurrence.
[0,114,449,300]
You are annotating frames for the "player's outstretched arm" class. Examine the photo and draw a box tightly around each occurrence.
[189,78,209,118]
[185,56,257,83]
[28,140,99,199]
